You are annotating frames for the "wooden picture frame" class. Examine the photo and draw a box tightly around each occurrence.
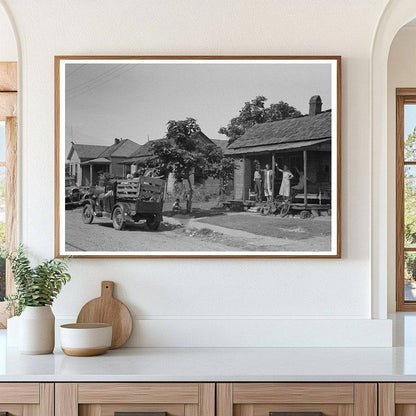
[55,56,341,258]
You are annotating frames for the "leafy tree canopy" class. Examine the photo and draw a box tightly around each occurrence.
[151,118,208,183]
[151,118,236,212]
[219,96,302,145]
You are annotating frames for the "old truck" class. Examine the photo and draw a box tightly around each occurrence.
[81,176,165,231]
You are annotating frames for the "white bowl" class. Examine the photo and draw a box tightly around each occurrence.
[60,323,112,356]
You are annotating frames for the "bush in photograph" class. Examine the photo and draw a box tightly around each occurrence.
[192,185,211,203]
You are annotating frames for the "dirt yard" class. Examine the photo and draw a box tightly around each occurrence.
[197,213,331,241]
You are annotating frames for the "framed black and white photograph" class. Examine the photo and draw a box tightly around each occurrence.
[55,56,341,258]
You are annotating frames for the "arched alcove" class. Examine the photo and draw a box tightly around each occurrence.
[371,0,416,320]
[387,19,416,314]
[0,2,17,61]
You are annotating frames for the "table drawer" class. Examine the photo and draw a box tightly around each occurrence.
[0,383,53,416]
[379,383,416,416]
[56,383,215,416]
[217,383,376,416]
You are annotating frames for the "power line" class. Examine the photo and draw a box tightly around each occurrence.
[67,65,135,100]
[66,64,86,78]
[67,64,127,93]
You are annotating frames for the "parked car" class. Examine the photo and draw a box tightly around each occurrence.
[81,176,165,231]
[65,177,84,208]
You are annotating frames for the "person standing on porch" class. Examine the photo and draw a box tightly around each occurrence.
[263,164,274,202]
[254,165,263,202]
[276,164,294,200]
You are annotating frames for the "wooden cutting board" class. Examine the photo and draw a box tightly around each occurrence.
[76,281,133,349]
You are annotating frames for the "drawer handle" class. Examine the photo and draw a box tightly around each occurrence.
[270,413,324,416]
[115,412,167,416]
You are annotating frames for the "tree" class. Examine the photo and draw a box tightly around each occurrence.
[405,168,416,246]
[406,126,416,161]
[405,128,416,246]
[404,127,416,281]
[152,118,234,213]
[219,96,302,145]
[205,155,236,202]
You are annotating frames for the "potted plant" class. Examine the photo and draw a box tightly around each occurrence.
[1,245,71,354]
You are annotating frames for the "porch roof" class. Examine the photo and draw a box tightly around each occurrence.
[117,154,157,166]
[80,157,111,165]
[224,137,331,156]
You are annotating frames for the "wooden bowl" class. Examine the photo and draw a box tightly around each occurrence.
[60,323,112,356]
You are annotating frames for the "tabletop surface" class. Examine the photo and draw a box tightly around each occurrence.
[2,330,416,382]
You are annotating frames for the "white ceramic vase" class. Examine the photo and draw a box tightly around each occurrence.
[19,306,55,354]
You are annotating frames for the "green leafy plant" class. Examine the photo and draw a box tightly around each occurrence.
[0,245,71,316]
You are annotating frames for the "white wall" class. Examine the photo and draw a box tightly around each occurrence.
[387,25,416,312]
[0,3,17,61]
[0,0,393,346]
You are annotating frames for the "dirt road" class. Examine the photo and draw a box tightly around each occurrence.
[65,208,234,252]
[66,208,332,253]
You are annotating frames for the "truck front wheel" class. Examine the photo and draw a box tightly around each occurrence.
[82,204,94,224]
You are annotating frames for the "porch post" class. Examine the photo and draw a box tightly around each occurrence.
[271,153,275,199]
[303,150,308,209]
[243,156,247,200]
[89,164,93,186]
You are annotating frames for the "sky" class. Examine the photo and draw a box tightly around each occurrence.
[64,60,332,156]
[405,104,416,140]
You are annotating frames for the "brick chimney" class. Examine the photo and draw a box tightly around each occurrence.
[309,95,322,116]
[114,138,120,144]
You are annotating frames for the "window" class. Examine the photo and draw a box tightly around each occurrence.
[0,62,17,327]
[397,89,416,310]
[0,121,5,301]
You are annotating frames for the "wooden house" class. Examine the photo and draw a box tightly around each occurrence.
[224,96,332,204]
[67,139,141,186]
[66,143,108,187]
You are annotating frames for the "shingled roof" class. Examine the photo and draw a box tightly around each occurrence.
[118,139,161,165]
[129,139,161,159]
[98,139,141,158]
[67,143,108,161]
[226,110,331,155]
